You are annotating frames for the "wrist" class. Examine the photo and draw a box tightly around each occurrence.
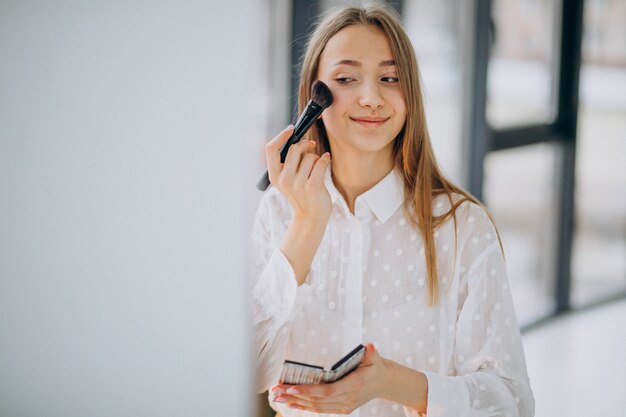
[379,358,397,400]
[292,211,330,225]
[280,215,328,287]
[379,358,428,413]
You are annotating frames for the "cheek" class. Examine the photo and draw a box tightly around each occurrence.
[326,93,350,113]
[321,100,347,124]
[389,92,407,114]
[320,111,343,137]
[320,108,349,141]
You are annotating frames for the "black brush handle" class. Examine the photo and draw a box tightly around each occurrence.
[256,132,302,191]
[256,171,271,191]
[256,100,324,191]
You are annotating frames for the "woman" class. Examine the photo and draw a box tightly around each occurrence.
[251,5,534,417]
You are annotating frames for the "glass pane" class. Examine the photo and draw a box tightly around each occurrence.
[403,0,464,183]
[487,0,559,128]
[483,143,559,324]
[571,0,626,306]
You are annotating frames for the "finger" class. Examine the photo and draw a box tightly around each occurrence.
[354,343,380,369]
[266,125,294,183]
[274,394,347,413]
[271,385,288,395]
[308,152,331,184]
[294,152,319,184]
[282,140,316,177]
[284,383,333,400]
[361,342,379,364]
[271,384,300,400]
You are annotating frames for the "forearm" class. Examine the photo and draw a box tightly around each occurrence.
[254,318,291,393]
[381,358,428,414]
[280,217,327,286]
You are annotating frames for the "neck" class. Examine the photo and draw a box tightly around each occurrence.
[331,151,394,213]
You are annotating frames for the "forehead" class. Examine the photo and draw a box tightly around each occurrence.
[319,24,394,68]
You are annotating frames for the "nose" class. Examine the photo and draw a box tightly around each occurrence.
[358,81,384,109]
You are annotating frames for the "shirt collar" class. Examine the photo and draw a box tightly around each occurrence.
[323,165,405,224]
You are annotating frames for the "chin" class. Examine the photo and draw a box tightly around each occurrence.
[350,138,395,155]
[327,129,397,156]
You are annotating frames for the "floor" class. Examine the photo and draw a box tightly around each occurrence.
[522,298,626,417]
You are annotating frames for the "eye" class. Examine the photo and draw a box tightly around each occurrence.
[334,77,355,84]
[381,76,400,83]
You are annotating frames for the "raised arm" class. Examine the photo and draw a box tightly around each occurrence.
[251,125,332,392]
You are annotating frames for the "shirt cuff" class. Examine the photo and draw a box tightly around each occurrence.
[415,371,469,417]
[253,247,311,325]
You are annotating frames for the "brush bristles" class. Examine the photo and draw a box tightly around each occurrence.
[311,80,334,109]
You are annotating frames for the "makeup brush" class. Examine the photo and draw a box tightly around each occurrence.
[256,80,334,191]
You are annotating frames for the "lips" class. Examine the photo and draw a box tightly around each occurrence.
[350,116,390,127]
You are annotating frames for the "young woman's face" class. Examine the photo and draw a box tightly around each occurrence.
[316,24,406,160]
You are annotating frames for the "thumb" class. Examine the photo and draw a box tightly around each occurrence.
[362,343,380,364]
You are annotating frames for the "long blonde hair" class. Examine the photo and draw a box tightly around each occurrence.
[298,5,495,304]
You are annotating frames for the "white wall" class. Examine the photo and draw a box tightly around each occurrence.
[0,1,264,416]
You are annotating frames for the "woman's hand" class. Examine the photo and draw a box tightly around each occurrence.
[266,125,332,222]
[271,344,391,414]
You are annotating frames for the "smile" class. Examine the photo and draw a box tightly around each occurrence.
[350,116,390,128]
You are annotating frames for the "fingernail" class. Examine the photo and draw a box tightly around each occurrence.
[286,387,300,395]
[286,124,294,130]
[274,396,287,403]
[272,387,285,394]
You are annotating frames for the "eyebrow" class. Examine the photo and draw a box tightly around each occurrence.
[331,59,396,67]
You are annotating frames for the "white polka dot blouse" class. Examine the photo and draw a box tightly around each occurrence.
[251,167,534,417]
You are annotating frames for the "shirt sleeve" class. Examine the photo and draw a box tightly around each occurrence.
[250,195,311,393]
[407,203,535,417]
